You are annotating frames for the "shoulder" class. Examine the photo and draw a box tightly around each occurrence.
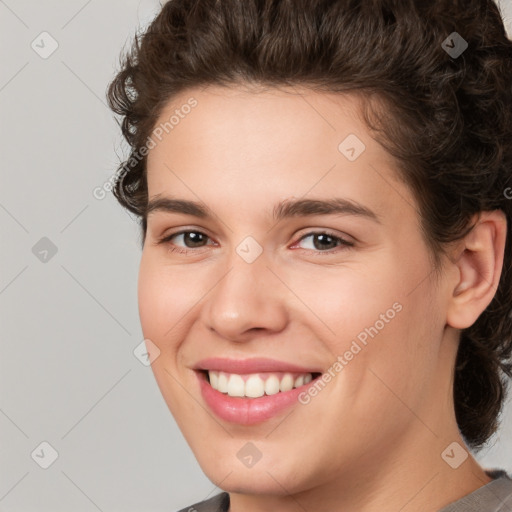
[439,469,512,512]
[176,492,230,512]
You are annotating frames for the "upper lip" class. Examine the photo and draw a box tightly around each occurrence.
[194,357,321,374]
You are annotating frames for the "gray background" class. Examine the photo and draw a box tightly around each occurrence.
[1,1,511,510]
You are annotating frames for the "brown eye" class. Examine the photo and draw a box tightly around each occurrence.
[293,231,354,253]
[157,230,214,253]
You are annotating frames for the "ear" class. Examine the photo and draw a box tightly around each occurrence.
[446,210,508,330]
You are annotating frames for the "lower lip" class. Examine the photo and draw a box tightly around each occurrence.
[197,371,317,425]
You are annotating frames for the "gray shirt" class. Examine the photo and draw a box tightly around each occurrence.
[177,469,512,512]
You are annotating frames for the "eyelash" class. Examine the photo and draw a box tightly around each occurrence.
[156,229,354,256]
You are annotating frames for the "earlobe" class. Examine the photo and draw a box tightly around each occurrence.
[446,210,507,330]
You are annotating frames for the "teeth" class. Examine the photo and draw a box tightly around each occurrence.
[227,374,245,397]
[207,371,314,398]
[217,372,228,393]
[280,374,294,392]
[245,375,265,398]
[264,375,280,395]
[209,371,219,389]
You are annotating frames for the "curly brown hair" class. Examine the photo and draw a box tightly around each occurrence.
[106,0,512,451]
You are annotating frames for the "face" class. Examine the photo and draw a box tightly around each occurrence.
[138,85,454,495]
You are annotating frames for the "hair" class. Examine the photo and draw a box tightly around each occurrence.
[106,0,512,451]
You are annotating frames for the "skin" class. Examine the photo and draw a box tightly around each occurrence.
[138,84,507,512]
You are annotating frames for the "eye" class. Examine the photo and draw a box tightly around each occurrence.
[156,230,214,254]
[291,231,354,254]
[155,229,354,255]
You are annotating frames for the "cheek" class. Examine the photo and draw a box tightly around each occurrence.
[283,261,402,350]
[290,253,439,395]
[137,255,165,339]
[137,252,199,343]
[137,255,195,413]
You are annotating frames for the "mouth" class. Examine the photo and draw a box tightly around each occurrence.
[202,369,322,398]
[195,367,323,425]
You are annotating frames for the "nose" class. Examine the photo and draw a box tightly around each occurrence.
[201,250,289,342]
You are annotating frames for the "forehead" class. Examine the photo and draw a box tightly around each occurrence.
[148,84,369,168]
[145,85,417,229]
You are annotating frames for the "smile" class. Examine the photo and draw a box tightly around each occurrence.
[207,370,315,398]
[193,358,323,425]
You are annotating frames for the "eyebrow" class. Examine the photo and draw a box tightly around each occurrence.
[146,196,382,224]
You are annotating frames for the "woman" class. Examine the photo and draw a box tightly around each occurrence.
[106,0,512,510]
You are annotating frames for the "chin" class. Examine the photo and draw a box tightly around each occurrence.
[198,455,311,496]
[210,474,301,497]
